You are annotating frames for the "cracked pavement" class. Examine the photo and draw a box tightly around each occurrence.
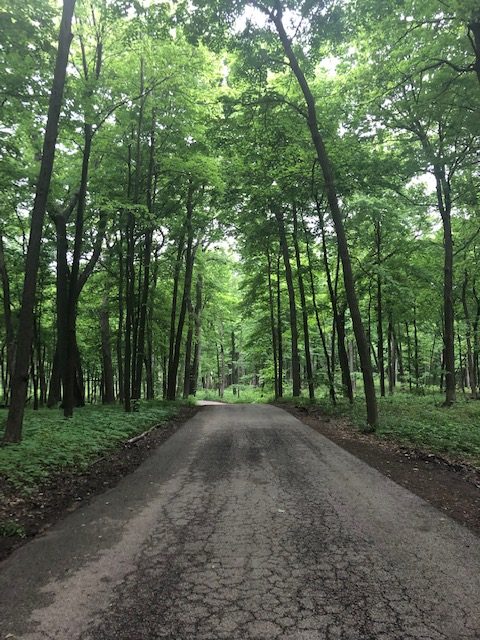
[1,403,479,639]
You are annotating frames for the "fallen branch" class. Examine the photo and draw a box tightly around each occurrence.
[125,424,159,446]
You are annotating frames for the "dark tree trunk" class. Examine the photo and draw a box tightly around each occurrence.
[271,8,376,426]
[302,216,336,404]
[387,312,396,394]
[117,234,125,402]
[167,183,196,400]
[413,303,420,389]
[0,234,14,404]
[5,0,76,442]
[100,296,115,404]
[276,254,284,398]
[190,274,203,396]
[317,202,353,403]
[183,303,194,399]
[405,322,413,392]
[462,270,477,399]
[267,248,279,399]
[292,205,314,399]
[274,209,301,397]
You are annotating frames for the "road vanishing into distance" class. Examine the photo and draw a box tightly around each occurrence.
[1,403,479,639]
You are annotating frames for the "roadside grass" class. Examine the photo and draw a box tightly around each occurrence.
[279,390,480,468]
[0,400,188,490]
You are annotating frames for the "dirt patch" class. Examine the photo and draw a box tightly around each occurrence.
[280,403,480,537]
[0,405,199,562]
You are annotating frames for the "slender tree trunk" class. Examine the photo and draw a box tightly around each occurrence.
[301,216,336,404]
[413,303,420,389]
[462,270,477,398]
[292,205,314,399]
[375,221,386,397]
[267,248,279,398]
[100,296,115,404]
[0,234,14,404]
[183,303,194,399]
[276,254,284,398]
[274,209,301,397]
[190,274,203,396]
[405,322,413,391]
[167,183,196,400]
[317,201,353,403]
[117,234,125,402]
[4,0,76,441]
[271,8,376,426]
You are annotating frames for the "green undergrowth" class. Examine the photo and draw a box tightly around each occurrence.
[0,400,188,490]
[284,392,480,468]
[195,386,272,404]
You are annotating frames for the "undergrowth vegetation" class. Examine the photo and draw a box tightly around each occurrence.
[0,401,186,489]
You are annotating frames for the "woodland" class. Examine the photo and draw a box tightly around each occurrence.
[0,0,479,469]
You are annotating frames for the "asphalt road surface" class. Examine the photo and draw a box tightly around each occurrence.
[1,404,479,639]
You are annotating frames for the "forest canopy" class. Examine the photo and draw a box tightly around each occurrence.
[1,0,479,442]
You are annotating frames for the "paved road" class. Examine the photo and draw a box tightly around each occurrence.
[1,404,479,639]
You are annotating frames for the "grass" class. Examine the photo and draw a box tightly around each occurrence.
[0,400,187,489]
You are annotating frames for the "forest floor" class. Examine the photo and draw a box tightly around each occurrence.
[0,401,198,561]
[280,398,480,536]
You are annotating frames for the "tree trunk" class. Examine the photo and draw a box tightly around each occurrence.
[271,8,376,426]
[462,270,477,398]
[317,200,353,403]
[274,209,301,397]
[302,217,336,404]
[4,0,76,441]
[167,183,196,400]
[0,234,14,404]
[190,274,203,396]
[267,248,279,398]
[375,221,386,397]
[100,296,115,404]
[292,205,314,399]
[276,253,284,398]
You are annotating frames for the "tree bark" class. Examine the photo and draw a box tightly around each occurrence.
[5,0,76,441]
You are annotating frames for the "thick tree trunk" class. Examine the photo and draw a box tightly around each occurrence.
[272,8,376,426]
[292,205,314,399]
[274,209,301,397]
[117,234,125,402]
[4,0,76,441]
